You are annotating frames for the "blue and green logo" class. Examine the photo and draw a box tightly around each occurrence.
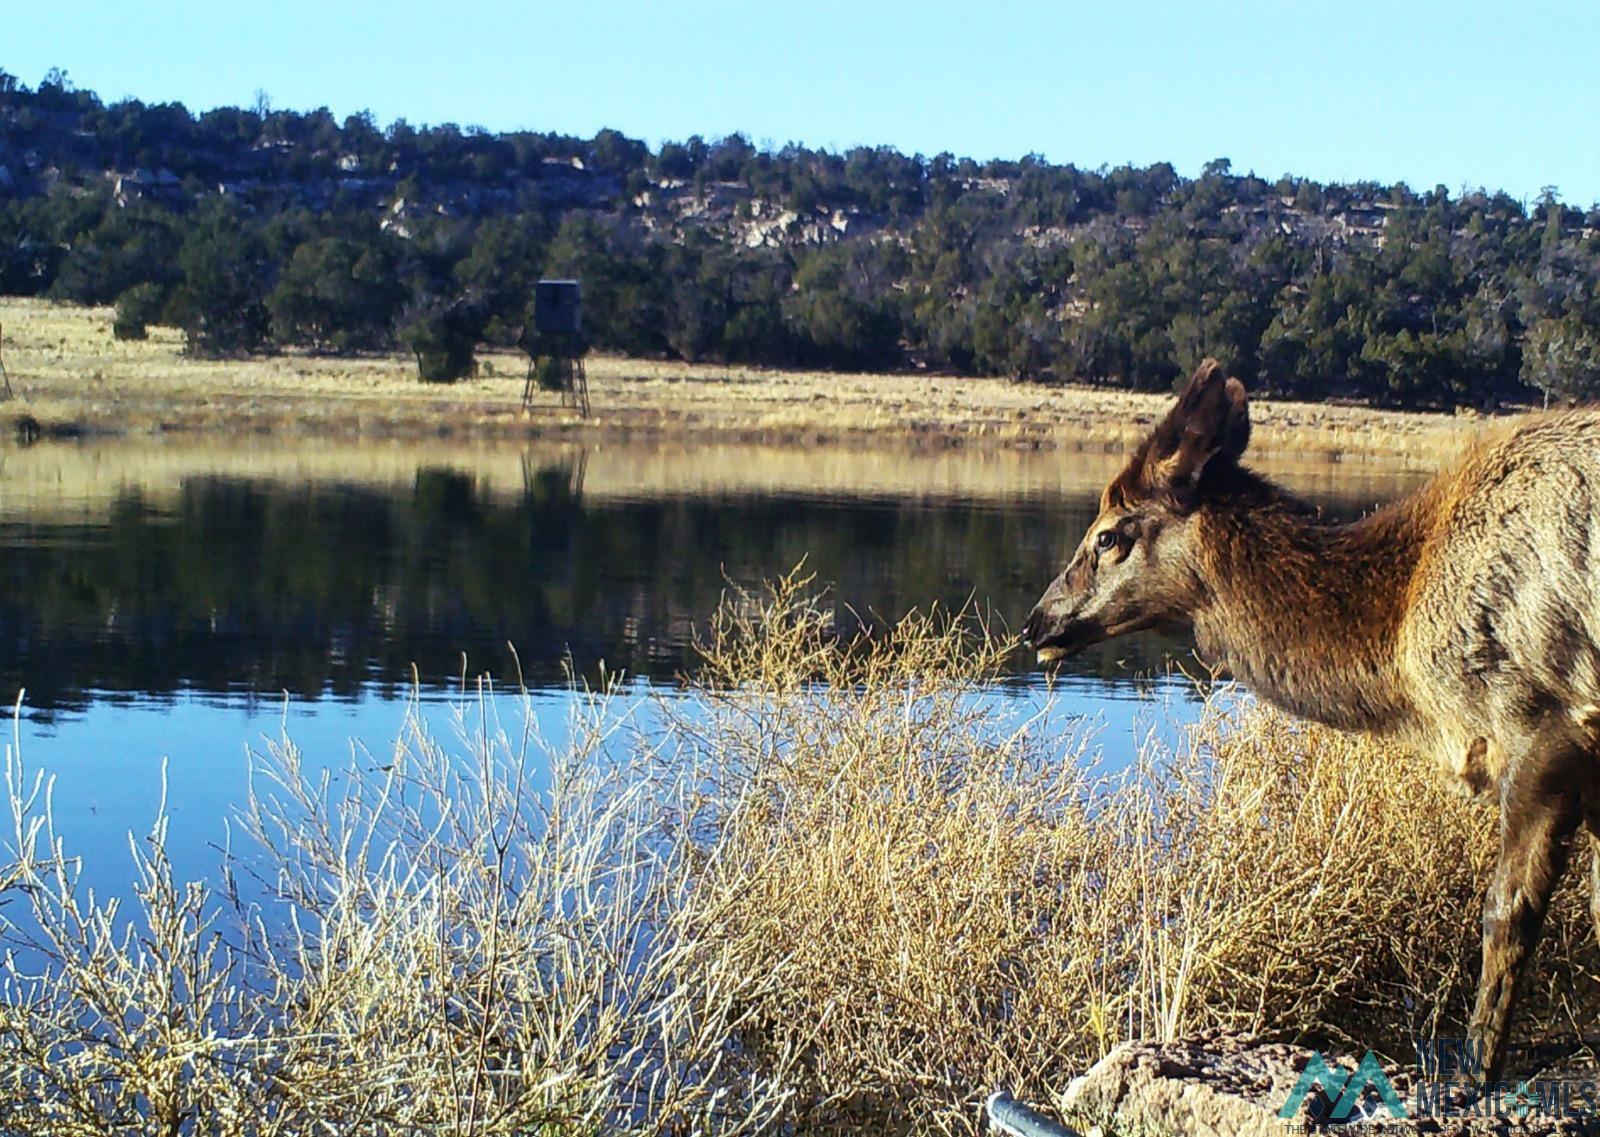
[1277,1050,1407,1121]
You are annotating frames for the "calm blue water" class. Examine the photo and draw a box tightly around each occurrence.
[0,440,1412,898]
[7,673,1199,899]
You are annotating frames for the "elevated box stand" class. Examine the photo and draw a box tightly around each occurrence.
[534,280,582,336]
[522,280,589,416]
[0,322,13,400]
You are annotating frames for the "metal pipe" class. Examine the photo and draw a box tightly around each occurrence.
[985,1089,1082,1137]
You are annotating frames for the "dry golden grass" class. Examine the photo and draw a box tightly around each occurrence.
[1,679,794,1135]
[668,579,1600,1131]
[4,574,1596,1133]
[0,297,1479,464]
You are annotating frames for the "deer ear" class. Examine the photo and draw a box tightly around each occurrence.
[1148,360,1250,502]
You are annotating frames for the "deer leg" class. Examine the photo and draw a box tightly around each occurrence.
[1469,773,1576,1087]
[1590,831,1600,949]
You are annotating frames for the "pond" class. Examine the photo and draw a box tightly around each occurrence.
[0,437,1430,887]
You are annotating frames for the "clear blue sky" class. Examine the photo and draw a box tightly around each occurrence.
[6,0,1599,204]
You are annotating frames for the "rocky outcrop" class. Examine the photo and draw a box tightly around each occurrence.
[1063,1033,1315,1137]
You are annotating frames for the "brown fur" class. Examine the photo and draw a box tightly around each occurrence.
[1023,360,1600,1086]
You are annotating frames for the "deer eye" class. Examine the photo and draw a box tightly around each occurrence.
[1095,530,1118,552]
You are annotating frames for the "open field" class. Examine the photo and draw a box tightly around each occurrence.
[0,297,1488,465]
[4,578,1598,1133]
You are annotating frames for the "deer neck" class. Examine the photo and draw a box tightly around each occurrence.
[1188,473,1431,733]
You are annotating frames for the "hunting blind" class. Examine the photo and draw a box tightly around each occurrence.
[523,279,589,416]
[534,280,582,335]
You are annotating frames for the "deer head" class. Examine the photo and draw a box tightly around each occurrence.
[1022,360,1251,662]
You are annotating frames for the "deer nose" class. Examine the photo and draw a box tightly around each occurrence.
[1021,604,1045,648]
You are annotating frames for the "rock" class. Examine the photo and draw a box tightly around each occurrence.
[1063,1032,1313,1137]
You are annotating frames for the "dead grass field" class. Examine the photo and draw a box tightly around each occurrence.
[0,297,1484,465]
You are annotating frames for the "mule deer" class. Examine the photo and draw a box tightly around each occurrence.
[1022,360,1600,1086]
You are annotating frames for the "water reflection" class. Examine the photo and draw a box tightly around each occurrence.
[0,441,1429,719]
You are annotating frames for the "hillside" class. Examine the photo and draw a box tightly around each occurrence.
[3,66,1599,408]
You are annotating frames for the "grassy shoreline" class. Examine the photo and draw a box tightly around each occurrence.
[0,297,1486,466]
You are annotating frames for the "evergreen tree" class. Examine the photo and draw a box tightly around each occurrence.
[170,199,272,355]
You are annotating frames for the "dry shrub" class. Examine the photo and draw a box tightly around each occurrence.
[666,579,1101,1129]
[1088,702,1598,1065]
[3,573,1599,1135]
[0,687,790,1135]
[665,574,1600,1132]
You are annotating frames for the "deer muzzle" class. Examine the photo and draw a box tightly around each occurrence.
[1021,602,1107,663]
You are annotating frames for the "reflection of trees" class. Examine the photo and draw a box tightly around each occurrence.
[0,465,1399,714]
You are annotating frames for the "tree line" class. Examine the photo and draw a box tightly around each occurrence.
[3,67,1599,404]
